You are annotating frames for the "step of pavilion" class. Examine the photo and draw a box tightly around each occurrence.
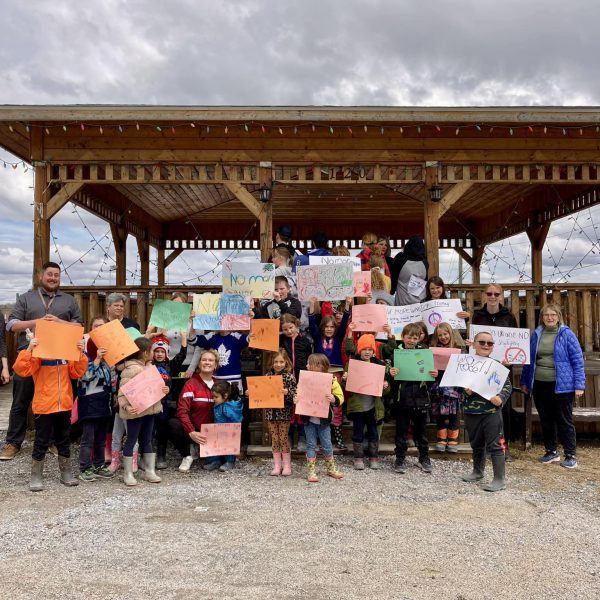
[246,443,472,457]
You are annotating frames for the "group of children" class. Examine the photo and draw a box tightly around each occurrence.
[12,274,510,493]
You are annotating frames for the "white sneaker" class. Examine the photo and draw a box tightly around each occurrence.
[179,456,194,472]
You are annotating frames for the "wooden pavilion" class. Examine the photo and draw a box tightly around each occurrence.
[1,105,599,438]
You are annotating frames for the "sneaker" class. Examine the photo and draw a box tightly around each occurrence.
[219,462,234,472]
[394,459,407,474]
[179,456,194,472]
[94,465,116,479]
[418,457,433,473]
[0,443,20,461]
[560,456,578,469]
[539,451,560,464]
[78,467,98,482]
[203,460,221,471]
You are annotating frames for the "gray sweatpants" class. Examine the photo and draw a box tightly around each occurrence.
[464,410,505,457]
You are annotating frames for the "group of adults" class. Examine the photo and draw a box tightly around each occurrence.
[0,228,586,468]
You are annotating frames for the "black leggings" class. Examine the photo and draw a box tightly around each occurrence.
[79,417,108,470]
[123,415,154,456]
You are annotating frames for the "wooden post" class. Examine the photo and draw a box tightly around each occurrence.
[423,165,440,275]
[258,166,273,262]
[31,128,49,284]
[455,243,485,285]
[527,221,550,284]
[157,248,165,286]
[110,223,128,286]
[137,237,150,286]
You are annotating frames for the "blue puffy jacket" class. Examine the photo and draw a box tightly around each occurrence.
[213,398,244,424]
[520,325,585,394]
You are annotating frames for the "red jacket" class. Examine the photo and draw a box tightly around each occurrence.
[176,374,215,434]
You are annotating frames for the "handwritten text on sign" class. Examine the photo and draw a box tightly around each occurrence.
[469,325,531,365]
[199,423,241,457]
[247,375,284,409]
[439,354,510,400]
[295,370,333,419]
[420,299,466,334]
[296,264,354,301]
[309,255,362,272]
[222,262,275,299]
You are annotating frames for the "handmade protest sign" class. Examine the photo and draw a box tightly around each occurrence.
[295,370,332,419]
[345,359,386,396]
[192,293,221,330]
[32,320,84,362]
[199,423,241,457]
[384,304,424,338]
[394,348,435,381]
[407,274,427,297]
[420,299,466,334]
[247,375,284,409]
[469,325,531,364]
[352,303,387,332]
[296,264,354,301]
[309,255,362,272]
[440,354,510,400]
[88,319,139,367]
[249,318,280,352]
[119,365,166,412]
[431,347,462,371]
[219,294,251,330]
[352,271,372,298]
[222,261,275,299]
[125,327,142,341]
[149,299,192,332]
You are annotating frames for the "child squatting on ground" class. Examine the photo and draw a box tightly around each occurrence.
[461,331,512,492]
[13,333,88,492]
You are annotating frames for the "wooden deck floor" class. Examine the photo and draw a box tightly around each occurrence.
[0,382,11,430]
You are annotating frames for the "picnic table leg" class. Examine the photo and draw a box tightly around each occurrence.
[524,393,532,450]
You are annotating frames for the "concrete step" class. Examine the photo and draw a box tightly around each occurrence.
[246,443,472,457]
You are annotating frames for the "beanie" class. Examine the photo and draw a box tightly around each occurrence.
[356,334,377,354]
[152,335,170,353]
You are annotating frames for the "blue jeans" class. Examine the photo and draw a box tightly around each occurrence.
[304,421,333,459]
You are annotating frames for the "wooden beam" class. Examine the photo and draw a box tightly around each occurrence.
[137,238,150,286]
[165,248,184,269]
[423,165,440,275]
[527,221,551,284]
[258,166,273,262]
[439,181,474,216]
[46,182,84,219]
[455,244,485,284]
[223,181,263,218]
[31,127,49,283]
[157,248,165,287]
[110,223,128,287]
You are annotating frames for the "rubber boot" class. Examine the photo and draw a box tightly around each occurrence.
[123,455,137,486]
[104,433,113,463]
[325,456,344,480]
[108,450,120,473]
[368,442,380,470]
[142,453,162,483]
[462,449,485,482]
[281,452,292,476]
[306,457,319,483]
[446,429,459,453]
[482,454,506,492]
[156,442,168,470]
[270,452,282,476]
[352,442,365,470]
[30,458,44,492]
[435,428,448,452]
[132,450,139,473]
[58,456,79,487]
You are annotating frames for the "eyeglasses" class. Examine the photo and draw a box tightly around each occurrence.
[486,292,501,297]
[477,340,495,347]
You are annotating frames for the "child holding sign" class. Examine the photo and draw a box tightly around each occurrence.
[297,354,344,483]
[430,323,465,453]
[264,350,297,476]
[118,338,169,486]
[388,323,437,475]
[461,331,512,492]
[210,381,244,472]
[13,335,88,492]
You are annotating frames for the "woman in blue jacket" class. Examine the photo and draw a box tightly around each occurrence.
[520,304,585,469]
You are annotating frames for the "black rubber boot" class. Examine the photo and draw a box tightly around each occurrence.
[482,454,506,492]
[368,442,380,470]
[156,443,168,470]
[353,442,365,470]
[58,456,79,487]
[30,459,44,492]
[462,449,485,482]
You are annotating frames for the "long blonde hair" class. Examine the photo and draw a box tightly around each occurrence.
[430,322,465,348]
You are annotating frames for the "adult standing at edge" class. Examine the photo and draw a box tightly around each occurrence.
[0,262,83,460]
[390,236,428,305]
[471,282,518,460]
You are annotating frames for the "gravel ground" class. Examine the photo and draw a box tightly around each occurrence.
[0,438,598,600]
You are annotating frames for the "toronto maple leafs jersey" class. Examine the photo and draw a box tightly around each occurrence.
[194,332,249,382]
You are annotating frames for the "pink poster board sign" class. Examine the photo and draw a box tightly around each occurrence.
[351,304,387,332]
[431,347,462,371]
[345,359,386,396]
[119,365,165,413]
[199,423,241,457]
[295,370,332,419]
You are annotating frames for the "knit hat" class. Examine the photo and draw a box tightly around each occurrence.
[370,290,395,306]
[152,335,170,353]
[356,334,377,354]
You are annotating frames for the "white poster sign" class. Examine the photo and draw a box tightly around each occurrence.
[469,325,531,365]
[440,354,510,400]
[309,255,362,272]
[420,299,466,334]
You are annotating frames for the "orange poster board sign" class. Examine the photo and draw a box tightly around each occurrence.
[249,319,280,352]
[345,358,386,396]
[88,319,139,367]
[200,423,241,457]
[295,370,332,419]
[32,319,84,362]
[247,375,284,409]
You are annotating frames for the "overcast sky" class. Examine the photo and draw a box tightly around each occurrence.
[1,0,600,302]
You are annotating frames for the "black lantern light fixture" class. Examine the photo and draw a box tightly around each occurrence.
[258,183,273,203]
[428,184,443,203]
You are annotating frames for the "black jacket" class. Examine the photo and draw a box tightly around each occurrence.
[471,304,518,328]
